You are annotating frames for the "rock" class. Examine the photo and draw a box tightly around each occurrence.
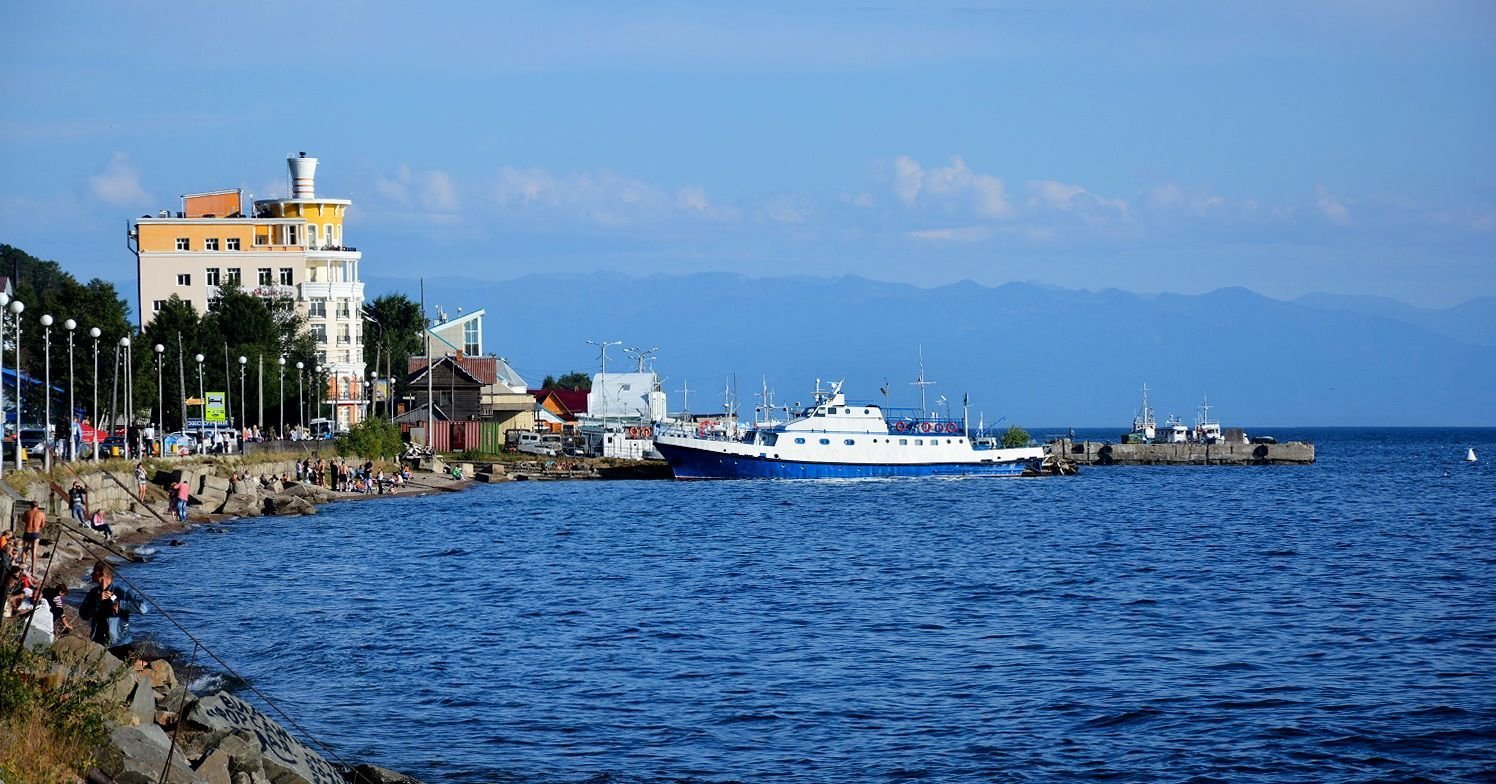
[51,635,135,704]
[268,495,316,516]
[155,708,179,726]
[128,676,156,725]
[197,488,228,513]
[197,749,235,784]
[202,474,232,494]
[187,692,341,784]
[220,492,264,518]
[283,483,333,503]
[347,764,425,784]
[106,724,198,784]
[147,658,180,690]
[213,729,265,776]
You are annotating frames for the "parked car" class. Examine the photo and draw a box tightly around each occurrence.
[515,432,558,457]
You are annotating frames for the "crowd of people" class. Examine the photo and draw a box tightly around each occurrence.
[294,457,411,494]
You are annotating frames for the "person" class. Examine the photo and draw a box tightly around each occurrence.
[78,561,146,658]
[41,583,73,635]
[89,509,116,541]
[68,481,89,525]
[22,501,46,569]
[173,477,191,522]
[134,462,149,502]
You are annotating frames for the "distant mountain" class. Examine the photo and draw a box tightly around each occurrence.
[366,273,1496,427]
[1295,292,1496,347]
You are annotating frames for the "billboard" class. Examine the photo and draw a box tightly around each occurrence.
[205,391,228,423]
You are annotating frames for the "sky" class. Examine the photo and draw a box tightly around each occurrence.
[1,1,1493,307]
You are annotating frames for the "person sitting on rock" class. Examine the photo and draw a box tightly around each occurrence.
[79,561,147,659]
[89,509,116,541]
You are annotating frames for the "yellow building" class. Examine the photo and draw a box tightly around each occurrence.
[130,154,369,431]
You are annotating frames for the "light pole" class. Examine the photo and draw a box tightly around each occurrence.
[0,291,8,479]
[296,361,305,430]
[65,320,76,461]
[40,314,53,470]
[314,364,323,427]
[278,356,286,439]
[120,336,132,459]
[90,327,101,460]
[194,353,205,453]
[10,299,25,471]
[238,355,248,450]
[154,343,165,455]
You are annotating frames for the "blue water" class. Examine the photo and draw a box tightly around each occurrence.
[125,429,1496,782]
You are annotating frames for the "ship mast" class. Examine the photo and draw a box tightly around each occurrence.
[911,345,936,415]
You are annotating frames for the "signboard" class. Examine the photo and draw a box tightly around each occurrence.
[205,391,228,423]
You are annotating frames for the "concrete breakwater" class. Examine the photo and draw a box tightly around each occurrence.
[1049,438,1316,465]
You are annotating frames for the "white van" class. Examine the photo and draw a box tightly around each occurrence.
[516,432,558,457]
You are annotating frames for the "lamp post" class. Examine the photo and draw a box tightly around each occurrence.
[314,364,323,430]
[194,353,205,453]
[238,355,247,450]
[119,335,131,460]
[296,361,304,430]
[278,356,286,439]
[65,320,76,461]
[154,343,165,455]
[90,327,101,461]
[40,314,53,470]
[10,299,25,471]
[0,291,8,479]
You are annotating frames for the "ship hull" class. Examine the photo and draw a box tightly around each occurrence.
[656,441,1040,480]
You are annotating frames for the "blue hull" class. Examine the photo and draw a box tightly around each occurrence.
[657,442,1040,480]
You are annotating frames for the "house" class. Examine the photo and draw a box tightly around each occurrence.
[405,356,484,421]
[529,388,588,433]
[408,353,535,432]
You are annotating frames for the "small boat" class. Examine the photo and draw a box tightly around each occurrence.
[1467,448,1478,463]
[653,381,1043,480]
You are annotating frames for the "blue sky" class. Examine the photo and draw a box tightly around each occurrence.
[2,1,1493,306]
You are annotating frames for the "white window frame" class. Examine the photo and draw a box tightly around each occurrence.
[176,274,191,286]
[205,237,220,251]
[175,237,190,251]
[226,237,241,251]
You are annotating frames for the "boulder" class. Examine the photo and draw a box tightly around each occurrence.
[197,488,229,513]
[282,483,333,504]
[268,495,317,516]
[221,492,264,518]
[202,475,233,494]
[106,724,198,784]
[197,749,235,784]
[127,676,156,726]
[51,635,134,703]
[187,692,341,784]
[348,764,426,784]
[147,658,180,690]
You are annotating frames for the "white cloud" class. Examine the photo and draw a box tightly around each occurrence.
[1315,185,1351,226]
[1147,183,1226,216]
[677,185,711,213]
[892,155,1012,218]
[906,226,991,242]
[89,153,150,207]
[759,195,812,225]
[489,166,736,225]
[374,165,460,216]
[1027,180,1130,220]
[421,170,459,212]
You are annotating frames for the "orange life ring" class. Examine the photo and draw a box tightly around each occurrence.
[920,422,932,433]
[628,426,640,438]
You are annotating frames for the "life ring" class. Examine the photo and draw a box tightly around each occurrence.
[628,426,640,439]
[697,423,709,436]
[946,422,958,433]
[920,422,932,433]
[895,421,907,432]
[642,426,653,438]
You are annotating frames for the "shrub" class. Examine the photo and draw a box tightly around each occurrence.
[1001,425,1031,449]
[335,417,404,460]
[0,640,115,784]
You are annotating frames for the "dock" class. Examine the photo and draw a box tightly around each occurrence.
[1048,439,1315,466]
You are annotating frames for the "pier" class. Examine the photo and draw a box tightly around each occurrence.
[1049,439,1315,466]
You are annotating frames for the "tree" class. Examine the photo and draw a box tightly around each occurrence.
[544,372,591,391]
[1001,425,1031,449]
[336,416,403,460]
[363,293,426,405]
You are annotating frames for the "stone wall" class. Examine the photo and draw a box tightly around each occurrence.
[1052,439,1316,465]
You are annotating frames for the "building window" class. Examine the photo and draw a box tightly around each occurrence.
[337,324,351,344]
[307,224,318,247]
[324,223,334,247]
[175,238,190,251]
[253,233,267,246]
[309,299,326,318]
[206,268,220,286]
[227,237,241,251]
[279,267,293,286]
[310,324,327,343]
[227,268,241,284]
[176,274,191,286]
[258,268,272,285]
[336,299,350,318]
[152,300,165,314]
[205,238,220,251]
[286,224,299,246]
[463,320,480,355]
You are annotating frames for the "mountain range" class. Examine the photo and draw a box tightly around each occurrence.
[365,272,1496,427]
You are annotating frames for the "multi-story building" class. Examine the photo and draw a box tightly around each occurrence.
[130,154,368,430]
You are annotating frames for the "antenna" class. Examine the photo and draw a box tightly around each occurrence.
[624,345,659,373]
[676,378,691,417]
[911,345,936,415]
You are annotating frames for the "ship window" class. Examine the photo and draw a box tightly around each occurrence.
[915,439,923,446]
[794,438,805,444]
[844,439,855,445]
[819,438,830,445]
[900,439,908,445]
[864,409,870,414]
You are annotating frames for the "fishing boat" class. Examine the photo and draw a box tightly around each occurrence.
[653,381,1043,480]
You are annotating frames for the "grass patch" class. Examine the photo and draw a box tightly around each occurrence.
[0,638,117,784]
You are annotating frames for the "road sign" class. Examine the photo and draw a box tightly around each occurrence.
[205,391,227,423]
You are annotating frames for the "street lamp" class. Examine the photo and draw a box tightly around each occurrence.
[0,291,8,478]
[314,364,323,425]
[295,361,304,430]
[154,343,165,455]
[65,320,76,461]
[40,314,53,470]
[278,356,286,439]
[238,355,247,448]
[10,299,25,471]
[120,336,132,459]
[90,327,101,460]
[194,353,205,453]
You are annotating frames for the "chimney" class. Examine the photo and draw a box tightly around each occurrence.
[288,153,318,199]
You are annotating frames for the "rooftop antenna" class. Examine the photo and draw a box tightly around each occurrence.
[911,345,936,415]
[587,339,622,425]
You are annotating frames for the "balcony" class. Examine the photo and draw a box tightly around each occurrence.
[298,280,364,300]
[207,283,295,300]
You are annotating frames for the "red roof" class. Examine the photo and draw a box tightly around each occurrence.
[408,355,497,385]
[529,388,589,416]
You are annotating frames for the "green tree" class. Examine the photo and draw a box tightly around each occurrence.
[335,416,403,460]
[196,282,316,431]
[362,293,425,403]
[1001,425,1031,449]
[544,371,591,391]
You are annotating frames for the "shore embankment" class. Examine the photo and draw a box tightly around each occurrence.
[2,450,465,783]
[1048,438,1316,465]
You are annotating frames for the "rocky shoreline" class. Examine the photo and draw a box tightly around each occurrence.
[5,452,469,784]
